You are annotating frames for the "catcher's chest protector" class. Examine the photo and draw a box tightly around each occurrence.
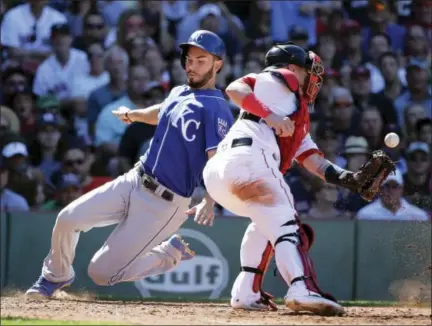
[268,68,310,174]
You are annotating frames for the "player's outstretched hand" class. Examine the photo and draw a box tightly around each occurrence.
[112,106,133,124]
[186,198,215,227]
[264,113,295,137]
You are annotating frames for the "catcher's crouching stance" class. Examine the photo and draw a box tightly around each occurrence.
[203,43,396,315]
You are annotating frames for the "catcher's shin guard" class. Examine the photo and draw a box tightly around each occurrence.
[274,219,337,302]
[237,242,278,311]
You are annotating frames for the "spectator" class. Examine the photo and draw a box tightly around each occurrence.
[98,0,130,28]
[87,45,128,135]
[361,1,405,54]
[1,140,45,207]
[409,0,432,41]
[41,172,82,210]
[314,120,345,166]
[335,136,371,214]
[51,145,111,195]
[143,47,170,88]
[376,51,403,102]
[314,33,340,70]
[340,19,364,68]
[168,58,186,89]
[356,169,429,221]
[350,65,397,126]
[10,87,37,143]
[124,34,150,66]
[1,66,33,107]
[243,0,272,52]
[403,103,428,145]
[307,181,344,219]
[364,33,392,93]
[416,118,432,147]
[403,142,432,212]
[403,24,430,67]
[105,9,147,49]
[70,42,110,141]
[358,106,385,151]
[0,105,20,136]
[32,23,90,101]
[0,155,29,212]
[65,0,94,37]
[95,64,150,156]
[0,0,67,64]
[315,69,341,116]
[28,113,67,183]
[328,87,359,144]
[394,60,432,127]
[72,9,108,51]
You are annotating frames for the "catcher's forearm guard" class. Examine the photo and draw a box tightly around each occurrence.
[325,150,396,201]
[324,164,357,192]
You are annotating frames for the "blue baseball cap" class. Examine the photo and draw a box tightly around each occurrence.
[38,112,61,128]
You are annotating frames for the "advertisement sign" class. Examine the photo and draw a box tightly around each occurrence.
[135,228,230,299]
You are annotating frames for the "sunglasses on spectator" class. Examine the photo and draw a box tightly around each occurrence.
[65,159,84,167]
[86,22,104,30]
[383,182,401,189]
[89,51,104,58]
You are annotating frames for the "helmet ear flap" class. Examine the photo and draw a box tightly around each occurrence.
[180,48,187,69]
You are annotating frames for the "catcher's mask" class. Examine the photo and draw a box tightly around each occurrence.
[264,43,324,103]
[303,51,324,103]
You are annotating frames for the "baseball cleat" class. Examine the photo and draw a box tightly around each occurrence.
[168,234,195,261]
[231,294,278,311]
[285,294,345,316]
[25,276,74,299]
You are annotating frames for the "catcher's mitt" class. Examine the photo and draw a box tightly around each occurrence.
[351,150,397,201]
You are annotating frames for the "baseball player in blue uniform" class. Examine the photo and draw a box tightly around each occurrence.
[26,30,234,298]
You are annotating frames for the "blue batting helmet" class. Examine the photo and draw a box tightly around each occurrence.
[179,30,226,70]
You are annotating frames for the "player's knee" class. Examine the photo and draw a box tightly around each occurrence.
[87,262,110,286]
[55,207,79,231]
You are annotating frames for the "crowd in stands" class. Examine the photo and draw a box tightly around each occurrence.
[0,0,431,221]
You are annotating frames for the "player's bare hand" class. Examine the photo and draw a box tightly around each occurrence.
[112,106,133,124]
[185,198,215,226]
[264,113,295,137]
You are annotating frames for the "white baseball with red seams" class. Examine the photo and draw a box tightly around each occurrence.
[203,71,340,312]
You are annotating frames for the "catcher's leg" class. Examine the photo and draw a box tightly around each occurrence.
[230,223,277,311]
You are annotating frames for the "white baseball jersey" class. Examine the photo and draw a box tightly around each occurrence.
[0,3,67,52]
[222,72,318,165]
[33,48,90,99]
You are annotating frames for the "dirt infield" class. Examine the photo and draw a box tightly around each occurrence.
[1,294,431,325]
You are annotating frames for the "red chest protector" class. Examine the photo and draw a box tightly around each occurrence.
[268,69,310,175]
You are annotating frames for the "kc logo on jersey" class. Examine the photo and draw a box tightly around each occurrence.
[217,118,228,138]
[171,102,201,142]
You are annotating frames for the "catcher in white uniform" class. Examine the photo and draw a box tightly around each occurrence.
[203,43,395,315]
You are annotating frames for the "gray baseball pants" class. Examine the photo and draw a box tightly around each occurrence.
[41,167,191,285]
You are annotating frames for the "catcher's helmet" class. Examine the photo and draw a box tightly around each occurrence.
[264,42,325,103]
[179,30,226,70]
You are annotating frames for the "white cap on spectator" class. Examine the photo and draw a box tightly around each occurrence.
[382,168,404,186]
[2,142,28,158]
[198,4,222,20]
[407,141,430,155]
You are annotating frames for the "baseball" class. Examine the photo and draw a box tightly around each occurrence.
[384,132,400,148]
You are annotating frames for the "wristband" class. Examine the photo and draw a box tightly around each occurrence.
[125,111,132,123]
[241,94,272,119]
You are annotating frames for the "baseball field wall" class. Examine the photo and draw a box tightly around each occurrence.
[1,212,430,301]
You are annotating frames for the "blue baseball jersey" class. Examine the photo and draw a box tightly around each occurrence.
[139,85,234,198]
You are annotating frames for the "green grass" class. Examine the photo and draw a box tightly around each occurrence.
[1,317,123,325]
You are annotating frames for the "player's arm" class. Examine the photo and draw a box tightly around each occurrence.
[225,73,294,137]
[112,103,162,125]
